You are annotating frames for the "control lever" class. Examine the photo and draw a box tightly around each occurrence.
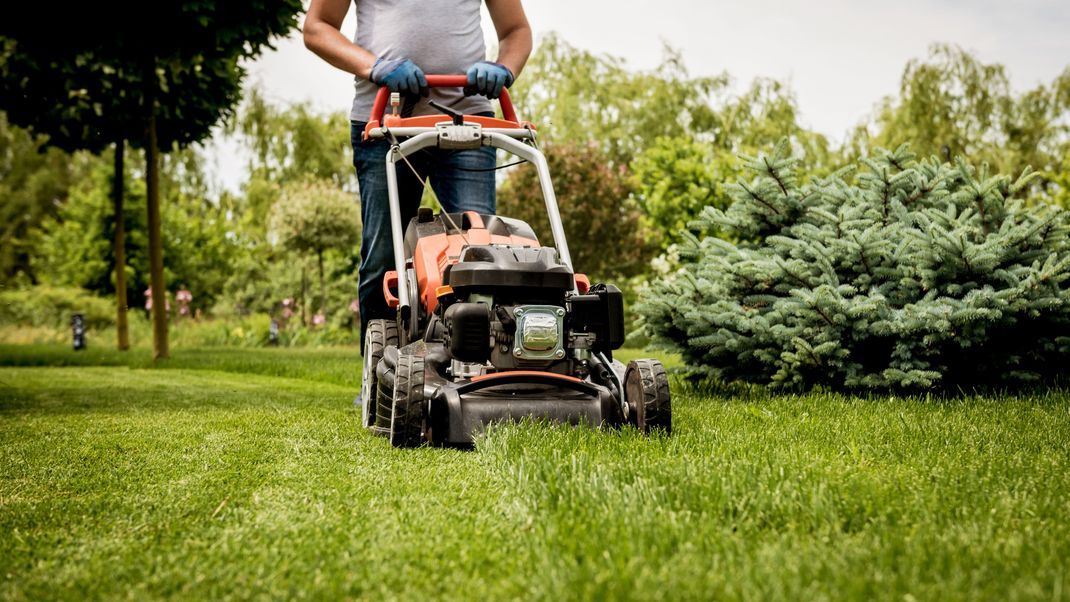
[428,100,465,126]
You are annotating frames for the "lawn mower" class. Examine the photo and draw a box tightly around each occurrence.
[359,75,670,447]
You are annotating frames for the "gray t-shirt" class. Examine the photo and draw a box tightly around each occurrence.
[350,0,493,122]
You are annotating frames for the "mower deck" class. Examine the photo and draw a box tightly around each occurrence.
[427,349,624,445]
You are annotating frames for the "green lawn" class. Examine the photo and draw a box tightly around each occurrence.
[1,345,1069,600]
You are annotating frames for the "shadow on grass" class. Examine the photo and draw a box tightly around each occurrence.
[673,370,1070,406]
[0,344,360,388]
[0,366,356,418]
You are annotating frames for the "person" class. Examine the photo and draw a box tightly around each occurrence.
[303,0,533,349]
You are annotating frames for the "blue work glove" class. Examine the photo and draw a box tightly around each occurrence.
[370,57,429,97]
[465,61,514,99]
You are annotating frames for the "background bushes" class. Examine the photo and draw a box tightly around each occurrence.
[0,287,114,330]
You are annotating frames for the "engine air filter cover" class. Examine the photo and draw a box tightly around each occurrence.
[514,305,565,360]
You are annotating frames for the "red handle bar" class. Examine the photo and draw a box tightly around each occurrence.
[368,74,519,125]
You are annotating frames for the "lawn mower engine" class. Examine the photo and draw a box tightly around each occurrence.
[357,76,670,447]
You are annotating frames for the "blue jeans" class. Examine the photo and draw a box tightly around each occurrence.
[351,120,496,346]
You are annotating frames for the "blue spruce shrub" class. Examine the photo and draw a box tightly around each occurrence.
[638,141,1070,389]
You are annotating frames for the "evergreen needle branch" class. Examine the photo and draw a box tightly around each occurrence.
[740,181,782,215]
[765,157,790,196]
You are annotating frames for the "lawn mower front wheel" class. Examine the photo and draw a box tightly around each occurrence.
[389,351,428,448]
[625,359,671,435]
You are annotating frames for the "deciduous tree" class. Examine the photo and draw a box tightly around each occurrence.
[0,0,301,358]
[268,179,360,318]
[853,44,1070,180]
[498,142,654,282]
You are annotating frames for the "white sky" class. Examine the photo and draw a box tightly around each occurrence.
[205,0,1070,192]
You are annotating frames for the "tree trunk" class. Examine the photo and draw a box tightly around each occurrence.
[146,103,169,360]
[318,249,326,316]
[300,261,307,326]
[113,139,130,351]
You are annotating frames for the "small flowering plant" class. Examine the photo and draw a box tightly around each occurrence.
[176,289,193,317]
[143,287,171,313]
[277,298,295,327]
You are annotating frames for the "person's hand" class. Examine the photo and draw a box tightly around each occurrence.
[370,57,429,96]
[464,61,514,99]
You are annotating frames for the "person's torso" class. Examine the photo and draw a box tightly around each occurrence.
[351,0,492,121]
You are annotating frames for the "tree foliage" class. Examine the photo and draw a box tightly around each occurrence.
[225,88,356,238]
[640,141,1070,390]
[511,34,726,161]
[629,79,834,252]
[269,180,360,258]
[1041,155,1070,209]
[854,44,1070,179]
[0,44,243,154]
[34,157,238,312]
[217,96,361,321]
[629,137,732,250]
[515,36,834,256]
[498,142,654,282]
[0,113,102,284]
[232,87,354,187]
[268,179,360,314]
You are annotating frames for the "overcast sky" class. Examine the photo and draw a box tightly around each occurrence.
[206,0,1070,192]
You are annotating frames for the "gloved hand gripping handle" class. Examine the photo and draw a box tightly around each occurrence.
[368,75,519,125]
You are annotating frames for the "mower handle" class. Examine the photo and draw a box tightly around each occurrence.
[368,74,519,125]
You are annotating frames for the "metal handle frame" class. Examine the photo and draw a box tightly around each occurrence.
[384,128,576,325]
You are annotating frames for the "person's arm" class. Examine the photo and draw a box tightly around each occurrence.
[486,0,533,79]
[303,0,376,80]
[304,0,428,95]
